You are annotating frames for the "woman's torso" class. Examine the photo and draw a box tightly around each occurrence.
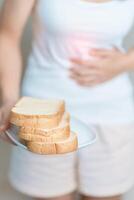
[22,0,134,124]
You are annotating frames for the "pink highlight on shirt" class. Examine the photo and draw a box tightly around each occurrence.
[65,32,97,61]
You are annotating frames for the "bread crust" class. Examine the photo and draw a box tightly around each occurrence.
[19,126,70,142]
[27,133,78,155]
[10,109,64,128]
[10,98,65,128]
[18,112,70,135]
[56,134,78,154]
[10,97,78,155]
[28,143,57,154]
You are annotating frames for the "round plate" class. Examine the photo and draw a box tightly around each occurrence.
[70,116,97,148]
[5,116,97,151]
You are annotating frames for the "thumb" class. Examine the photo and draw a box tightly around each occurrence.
[0,123,9,132]
[90,48,117,58]
[0,109,10,133]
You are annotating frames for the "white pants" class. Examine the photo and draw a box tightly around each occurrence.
[9,122,134,198]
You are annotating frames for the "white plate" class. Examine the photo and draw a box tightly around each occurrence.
[5,116,97,151]
[70,116,97,148]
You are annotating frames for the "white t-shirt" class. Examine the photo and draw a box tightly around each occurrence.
[22,0,134,124]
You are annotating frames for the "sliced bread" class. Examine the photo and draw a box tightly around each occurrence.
[19,112,70,136]
[10,97,65,128]
[19,127,70,142]
[27,132,78,155]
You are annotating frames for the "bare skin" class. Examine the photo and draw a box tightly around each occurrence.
[36,195,121,200]
[69,47,131,87]
[0,0,35,139]
[0,0,134,200]
[36,193,75,200]
[83,0,113,3]
[82,196,121,200]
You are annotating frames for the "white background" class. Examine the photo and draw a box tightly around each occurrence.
[0,0,134,199]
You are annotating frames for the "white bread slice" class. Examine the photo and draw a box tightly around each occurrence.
[56,133,78,154]
[10,97,65,128]
[19,127,70,142]
[19,112,70,136]
[27,132,78,155]
[15,96,64,108]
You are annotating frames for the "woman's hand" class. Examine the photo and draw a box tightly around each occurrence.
[0,100,16,144]
[69,48,129,87]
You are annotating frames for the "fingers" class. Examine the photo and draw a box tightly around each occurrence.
[0,109,9,132]
[70,66,99,76]
[70,69,100,79]
[0,106,11,139]
[69,71,105,86]
[90,47,119,58]
[69,61,102,86]
[74,77,104,87]
[0,132,10,141]
[70,58,96,68]
[0,132,14,144]
[0,115,14,144]
[69,50,114,86]
[0,120,10,143]
[0,102,15,144]
[0,124,9,132]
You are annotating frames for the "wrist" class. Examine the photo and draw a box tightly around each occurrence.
[2,95,19,107]
[123,49,134,71]
[1,87,20,105]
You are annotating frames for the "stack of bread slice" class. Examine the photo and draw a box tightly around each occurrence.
[10,97,78,155]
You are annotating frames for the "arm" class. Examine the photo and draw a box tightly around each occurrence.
[0,0,35,103]
[0,0,35,135]
[124,49,134,71]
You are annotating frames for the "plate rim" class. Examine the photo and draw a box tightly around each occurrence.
[70,116,97,148]
[5,116,97,150]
